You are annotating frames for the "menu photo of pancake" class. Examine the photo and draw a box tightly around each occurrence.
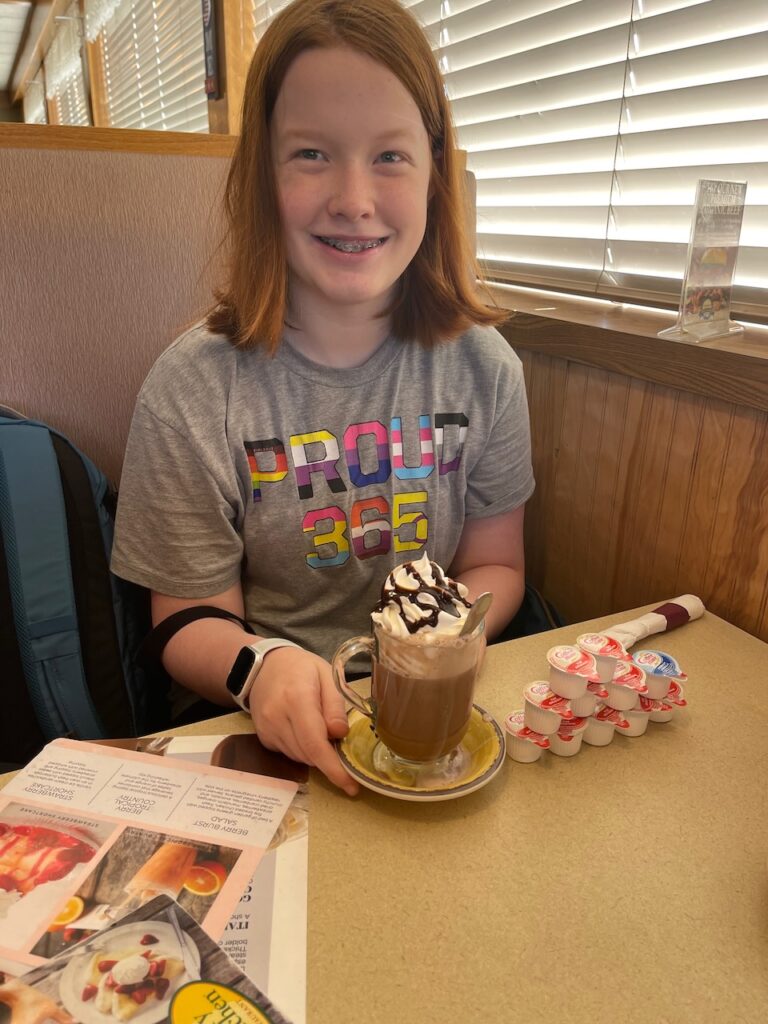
[31,828,241,960]
[5,895,294,1024]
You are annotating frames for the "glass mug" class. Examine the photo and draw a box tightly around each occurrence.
[333,620,485,769]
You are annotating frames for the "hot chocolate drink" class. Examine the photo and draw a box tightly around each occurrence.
[369,553,482,762]
[334,553,486,769]
[372,662,477,762]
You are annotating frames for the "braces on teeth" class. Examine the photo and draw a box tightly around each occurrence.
[320,237,383,252]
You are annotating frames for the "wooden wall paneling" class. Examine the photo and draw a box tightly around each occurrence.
[574,364,610,614]
[519,349,566,594]
[602,376,649,615]
[623,383,680,603]
[587,371,639,616]
[728,409,768,636]
[758,560,768,642]
[673,400,732,601]
[706,405,768,634]
[649,389,706,602]
[547,360,591,623]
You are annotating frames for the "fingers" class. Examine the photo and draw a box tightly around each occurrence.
[250,652,358,796]
[289,698,358,797]
[318,665,350,738]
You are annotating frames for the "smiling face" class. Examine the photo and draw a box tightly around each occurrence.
[271,45,433,332]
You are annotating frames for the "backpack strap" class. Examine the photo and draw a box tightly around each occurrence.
[0,420,106,740]
[52,434,136,735]
[0,510,47,764]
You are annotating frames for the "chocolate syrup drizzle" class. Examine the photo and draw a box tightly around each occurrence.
[374,559,471,634]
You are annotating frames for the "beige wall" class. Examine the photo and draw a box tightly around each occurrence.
[2,143,229,481]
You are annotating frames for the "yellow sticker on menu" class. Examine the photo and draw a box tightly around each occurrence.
[170,981,277,1023]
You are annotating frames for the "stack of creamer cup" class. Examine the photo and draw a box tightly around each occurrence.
[505,634,688,764]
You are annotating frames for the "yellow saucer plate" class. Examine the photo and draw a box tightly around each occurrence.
[337,704,505,802]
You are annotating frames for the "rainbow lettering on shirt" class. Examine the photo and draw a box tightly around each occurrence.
[290,430,347,500]
[302,505,349,567]
[244,414,467,565]
[343,420,390,487]
[244,439,288,502]
[435,413,468,474]
[391,415,434,479]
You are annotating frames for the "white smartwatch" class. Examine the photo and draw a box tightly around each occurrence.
[226,638,302,711]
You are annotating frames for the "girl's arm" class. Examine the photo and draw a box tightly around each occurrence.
[152,587,358,795]
[449,505,526,639]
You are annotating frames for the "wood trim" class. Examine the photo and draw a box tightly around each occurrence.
[493,284,768,414]
[221,0,250,135]
[0,123,237,156]
[11,0,68,105]
[206,0,230,135]
[84,39,108,129]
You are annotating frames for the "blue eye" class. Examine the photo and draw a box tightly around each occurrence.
[379,151,403,163]
[297,149,322,161]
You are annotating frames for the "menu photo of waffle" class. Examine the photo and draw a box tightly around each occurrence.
[5,895,293,1024]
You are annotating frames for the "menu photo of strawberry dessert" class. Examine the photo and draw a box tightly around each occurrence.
[31,828,242,961]
[2,894,294,1024]
[0,806,114,949]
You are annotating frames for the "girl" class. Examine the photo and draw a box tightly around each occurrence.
[112,0,534,796]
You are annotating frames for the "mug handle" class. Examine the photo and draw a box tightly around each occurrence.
[332,635,375,719]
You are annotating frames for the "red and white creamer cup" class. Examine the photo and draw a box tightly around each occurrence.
[576,632,631,684]
[546,645,600,699]
[603,660,648,711]
[664,679,687,707]
[504,711,550,763]
[549,716,589,757]
[636,695,675,723]
[582,704,630,746]
[524,681,574,735]
[622,703,651,737]
[570,690,599,718]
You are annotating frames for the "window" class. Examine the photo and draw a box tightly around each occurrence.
[254,0,768,315]
[44,2,92,126]
[85,0,209,132]
[23,69,48,125]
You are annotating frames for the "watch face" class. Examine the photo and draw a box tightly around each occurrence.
[226,647,258,697]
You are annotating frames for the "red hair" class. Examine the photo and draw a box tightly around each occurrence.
[207,0,506,351]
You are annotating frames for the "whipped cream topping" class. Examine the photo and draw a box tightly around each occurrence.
[371,553,472,638]
[111,953,151,985]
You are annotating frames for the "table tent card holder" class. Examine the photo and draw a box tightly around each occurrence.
[658,178,747,344]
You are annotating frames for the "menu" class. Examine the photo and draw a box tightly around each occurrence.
[0,895,293,1023]
[0,734,308,1023]
[660,178,748,343]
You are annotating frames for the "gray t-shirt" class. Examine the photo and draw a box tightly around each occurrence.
[112,323,534,662]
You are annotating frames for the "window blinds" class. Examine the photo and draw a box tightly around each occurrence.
[409,0,768,313]
[86,0,209,132]
[254,0,767,314]
[23,70,48,125]
[43,3,92,126]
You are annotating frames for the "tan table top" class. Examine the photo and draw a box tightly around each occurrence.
[4,607,767,1022]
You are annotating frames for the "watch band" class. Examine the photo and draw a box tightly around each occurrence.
[229,638,302,711]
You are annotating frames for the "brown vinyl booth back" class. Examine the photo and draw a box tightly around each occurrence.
[2,142,230,483]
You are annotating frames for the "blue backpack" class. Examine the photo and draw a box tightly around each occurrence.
[0,408,168,767]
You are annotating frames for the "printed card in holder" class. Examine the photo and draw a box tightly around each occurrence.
[659,178,747,343]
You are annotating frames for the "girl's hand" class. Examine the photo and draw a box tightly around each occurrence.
[248,647,359,797]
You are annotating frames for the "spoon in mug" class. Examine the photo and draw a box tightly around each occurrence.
[460,591,493,636]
